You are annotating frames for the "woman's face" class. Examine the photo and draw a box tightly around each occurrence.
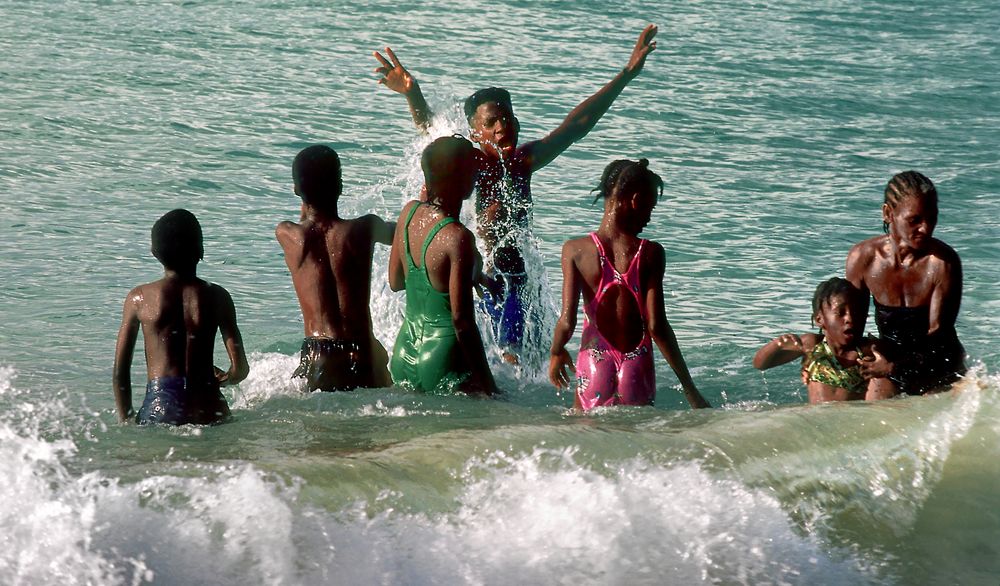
[883,195,938,251]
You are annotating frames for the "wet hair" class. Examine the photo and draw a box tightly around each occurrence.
[464,87,513,122]
[421,135,479,199]
[293,145,342,209]
[811,277,864,322]
[591,158,664,204]
[883,170,937,233]
[151,209,203,271]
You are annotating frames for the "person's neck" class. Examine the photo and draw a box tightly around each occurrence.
[887,235,924,267]
[302,203,340,222]
[163,267,197,280]
[828,339,857,366]
[425,197,460,219]
[597,213,641,240]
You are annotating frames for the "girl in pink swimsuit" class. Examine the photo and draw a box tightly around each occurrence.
[549,159,710,411]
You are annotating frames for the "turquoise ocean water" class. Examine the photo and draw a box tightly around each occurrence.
[1,1,998,583]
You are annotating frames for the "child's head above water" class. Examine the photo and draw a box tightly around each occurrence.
[151,209,203,272]
[592,158,664,205]
[293,145,342,211]
[464,87,513,123]
[421,135,479,204]
[811,277,866,343]
[464,87,519,157]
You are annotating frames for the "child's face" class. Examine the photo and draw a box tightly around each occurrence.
[814,293,862,348]
[883,195,938,251]
[628,187,658,230]
[469,101,519,159]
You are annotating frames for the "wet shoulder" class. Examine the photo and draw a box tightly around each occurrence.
[849,235,885,259]
[562,235,597,263]
[436,219,475,250]
[928,237,961,266]
[639,240,666,280]
[846,235,887,273]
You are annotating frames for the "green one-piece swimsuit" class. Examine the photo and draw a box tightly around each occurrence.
[390,203,469,392]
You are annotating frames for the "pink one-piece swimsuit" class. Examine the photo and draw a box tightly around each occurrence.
[575,233,655,410]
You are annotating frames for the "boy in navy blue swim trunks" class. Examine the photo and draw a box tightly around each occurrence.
[373,25,660,363]
[113,209,249,425]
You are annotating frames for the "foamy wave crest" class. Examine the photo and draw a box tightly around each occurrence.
[90,465,301,585]
[315,448,871,585]
[0,366,151,585]
[230,351,304,409]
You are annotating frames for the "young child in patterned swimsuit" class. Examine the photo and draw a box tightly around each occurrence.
[548,159,709,411]
[753,277,896,403]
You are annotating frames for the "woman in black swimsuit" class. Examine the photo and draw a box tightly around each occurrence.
[845,171,966,394]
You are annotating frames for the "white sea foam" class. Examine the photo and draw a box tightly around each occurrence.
[317,448,871,585]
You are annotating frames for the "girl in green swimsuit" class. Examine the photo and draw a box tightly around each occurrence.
[753,278,896,403]
[387,136,497,395]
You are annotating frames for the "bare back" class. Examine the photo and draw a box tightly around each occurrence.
[131,277,227,382]
[569,233,648,352]
[399,202,465,293]
[277,214,390,340]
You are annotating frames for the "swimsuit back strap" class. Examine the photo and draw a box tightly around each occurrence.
[589,233,647,306]
[626,239,648,314]
[589,232,613,300]
[402,202,422,269]
[420,216,456,270]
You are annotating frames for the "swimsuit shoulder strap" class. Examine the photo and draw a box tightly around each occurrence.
[589,232,615,300]
[620,239,648,321]
[403,202,422,269]
[420,215,457,270]
[622,239,647,284]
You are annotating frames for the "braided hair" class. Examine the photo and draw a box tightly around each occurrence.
[883,170,937,233]
[591,158,664,204]
[811,277,864,326]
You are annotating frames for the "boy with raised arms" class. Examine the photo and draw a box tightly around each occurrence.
[374,25,659,362]
[113,209,249,425]
[276,144,395,392]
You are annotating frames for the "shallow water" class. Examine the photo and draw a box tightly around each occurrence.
[1,1,998,584]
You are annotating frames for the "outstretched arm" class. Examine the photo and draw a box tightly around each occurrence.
[526,24,658,172]
[549,241,582,389]
[753,333,809,370]
[215,286,249,386]
[112,290,141,423]
[374,47,433,131]
[645,243,710,409]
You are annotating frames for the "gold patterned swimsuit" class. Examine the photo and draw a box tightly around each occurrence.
[804,338,866,394]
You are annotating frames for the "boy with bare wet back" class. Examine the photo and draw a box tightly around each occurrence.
[113,209,249,425]
[276,145,395,391]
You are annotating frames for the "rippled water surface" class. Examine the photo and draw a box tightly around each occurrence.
[1,1,998,584]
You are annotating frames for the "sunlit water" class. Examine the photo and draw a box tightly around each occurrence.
[1,1,998,584]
